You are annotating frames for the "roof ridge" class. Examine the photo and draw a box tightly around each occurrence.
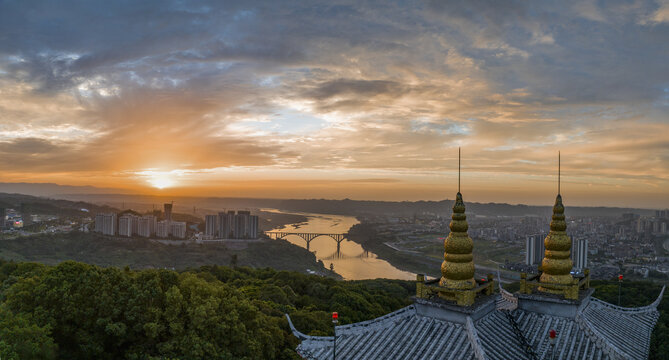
[466,316,487,360]
[335,304,416,332]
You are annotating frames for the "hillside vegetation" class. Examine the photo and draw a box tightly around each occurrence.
[0,261,413,359]
[0,232,332,275]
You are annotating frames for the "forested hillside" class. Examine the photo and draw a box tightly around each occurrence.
[0,261,413,359]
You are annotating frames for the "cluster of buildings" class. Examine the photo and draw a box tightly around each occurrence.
[634,210,669,235]
[363,206,669,280]
[1,208,23,229]
[525,233,588,271]
[94,203,187,239]
[204,210,259,239]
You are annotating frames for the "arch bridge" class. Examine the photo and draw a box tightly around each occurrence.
[265,231,347,251]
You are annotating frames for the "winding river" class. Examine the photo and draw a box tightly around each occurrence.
[265,209,415,280]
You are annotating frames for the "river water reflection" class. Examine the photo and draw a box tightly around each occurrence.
[265,209,415,280]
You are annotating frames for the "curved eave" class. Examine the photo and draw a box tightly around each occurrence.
[590,285,666,313]
[285,314,334,342]
[577,285,665,360]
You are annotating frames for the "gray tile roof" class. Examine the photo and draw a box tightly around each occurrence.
[287,287,664,360]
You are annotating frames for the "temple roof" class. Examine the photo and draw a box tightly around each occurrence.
[287,287,664,360]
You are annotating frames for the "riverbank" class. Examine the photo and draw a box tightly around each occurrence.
[0,231,339,277]
[347,222,441,278]
[257,210,308,232]
[347,222,512,281]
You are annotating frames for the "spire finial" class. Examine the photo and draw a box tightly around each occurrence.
[539,150,573,294]
[440,147,475,292]
[458,147,461,193]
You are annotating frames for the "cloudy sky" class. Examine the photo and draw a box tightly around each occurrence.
[0,0,668,207]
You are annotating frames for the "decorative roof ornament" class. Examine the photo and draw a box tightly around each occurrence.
[440,148,476,290]
[539,151,574,293]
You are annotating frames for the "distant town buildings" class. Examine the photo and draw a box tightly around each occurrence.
[170,221,187,239]
[2,208,24,229]
[137,215,157,237]
[204,210,259,239]
[156,220,170,238]
[524,233,546,266]
[636,210,669,235]
[118,214,140,237]
[164,203,173,222]
[571,237,589,270]
[94,207,186,239]
[95,213,117,236]
[205,214,217,237]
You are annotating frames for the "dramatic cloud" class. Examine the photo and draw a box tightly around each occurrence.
[0,0,667,207]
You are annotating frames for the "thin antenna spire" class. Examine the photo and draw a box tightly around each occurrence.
[558,151,561,195]
[458,147,461,193]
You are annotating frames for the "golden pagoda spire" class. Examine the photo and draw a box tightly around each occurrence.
[440,148,476,290]
[539,152,574,292]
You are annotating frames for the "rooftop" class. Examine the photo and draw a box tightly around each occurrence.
[287,286,664,360]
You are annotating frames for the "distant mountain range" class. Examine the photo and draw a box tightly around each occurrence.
[0,182,133,197]
[0,182,656,217]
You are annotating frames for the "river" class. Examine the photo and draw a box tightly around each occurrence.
[265,209,415,280]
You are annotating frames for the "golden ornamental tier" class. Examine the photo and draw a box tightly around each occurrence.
[540,194,574,292]
[440,192,476,290]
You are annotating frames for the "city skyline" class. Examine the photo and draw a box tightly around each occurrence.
[1,1,668,208]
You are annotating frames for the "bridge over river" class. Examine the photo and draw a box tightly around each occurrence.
[264,231,347,251]
[262,210,415,280]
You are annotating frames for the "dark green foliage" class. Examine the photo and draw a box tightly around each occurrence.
[0,305,57,359]
[0,260,412,359]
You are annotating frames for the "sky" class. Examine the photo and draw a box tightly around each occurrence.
[0,0,668,208]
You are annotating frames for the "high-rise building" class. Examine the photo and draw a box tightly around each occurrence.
[218,210,236,238]
[636,217,648,233]
[138,215,156,237]
[118,214,135,237]
[171,221,187,239]
[94,213,117,236]
[95,214,104,233]
[156,220,170,238]
[652,220,660,233]
[104,214,117,235]
[205,215,218,237]
[213,210,259,239]
[570,237,588,270]
[235,210,250,238]
[132,215,139,235]
[525,233,545,266]
[248,214,258,239]
[164,203,173,222]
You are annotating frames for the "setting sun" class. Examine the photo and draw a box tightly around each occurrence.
[145,172,175,189]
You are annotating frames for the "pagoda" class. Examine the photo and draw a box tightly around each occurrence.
[287,152,664,359]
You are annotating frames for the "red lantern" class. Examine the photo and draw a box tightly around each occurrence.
[332,312,338,320]
[618,274,623,281]
[549,329,556,339]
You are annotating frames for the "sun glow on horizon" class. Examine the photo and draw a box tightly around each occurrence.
[148,175,174,189]
[138,170,177,189]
